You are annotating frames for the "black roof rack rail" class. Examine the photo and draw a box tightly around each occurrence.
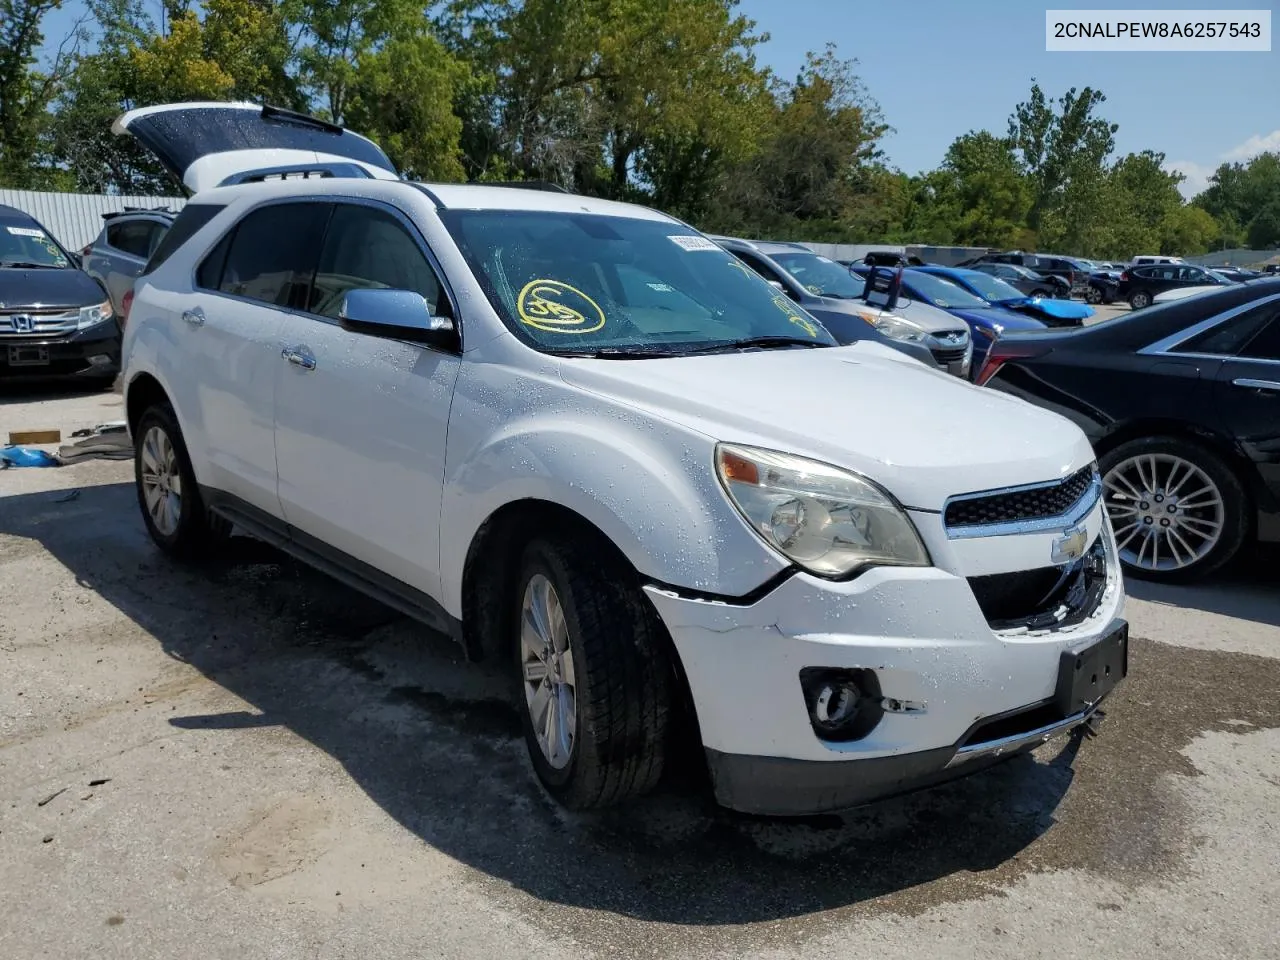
[102,205,176,220]
[473,180,570,193]
[217,162,375,187]
[260,103,344,135]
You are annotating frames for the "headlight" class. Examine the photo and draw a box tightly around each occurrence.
[78,300,113,330]
[856,310,927,344]
[715,443,930,577]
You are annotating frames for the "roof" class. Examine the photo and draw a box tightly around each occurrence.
[419,183,678,220]
[0,204,38,221]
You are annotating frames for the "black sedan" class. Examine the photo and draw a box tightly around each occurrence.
[977,280,1280,583]
[967,262,1070,299]
[1119,263,1233,309]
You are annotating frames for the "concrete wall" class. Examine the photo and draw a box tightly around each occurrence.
[0,189,187,252]
[763,240,990,266]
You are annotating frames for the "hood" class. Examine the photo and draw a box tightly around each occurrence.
[0,267,106,310]
[945,304,1047,333]
[994,296,1092,322]
[113,102,399,194]
[558,343,1093,510]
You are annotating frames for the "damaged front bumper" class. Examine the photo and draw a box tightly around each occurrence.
[643,509,1126,816]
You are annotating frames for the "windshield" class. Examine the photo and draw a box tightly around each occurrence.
[957,271,1026,302]
[769,252,865,299]
[0,219,71,268]
[439,210,838,354]
[1205,269,1231,283]
[903,270,989,309]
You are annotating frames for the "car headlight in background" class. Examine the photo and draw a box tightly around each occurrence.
[77,300,113,330]
[715,443,930,577]
[856,310,927,344]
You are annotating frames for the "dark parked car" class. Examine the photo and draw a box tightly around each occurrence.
[1086,270,1121,305]
[967,252,1088,298]
[0,204,118,386]
[976,280,1280,582]
[1209,266,1263,283]
[967,261,1071,299]
[914,265,1093,326]
[1119,263,1233,309]
[709,237,970,376]
[81,206,176,315]
[848,264,1047,375]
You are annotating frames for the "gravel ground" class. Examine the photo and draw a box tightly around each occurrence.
[1,385,1277,960]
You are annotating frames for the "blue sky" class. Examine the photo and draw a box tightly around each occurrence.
[36,0,1279,198]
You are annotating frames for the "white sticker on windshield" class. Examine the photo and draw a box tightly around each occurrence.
[668,234,721,252]
[646,282,675,292]
[6,226,46,238]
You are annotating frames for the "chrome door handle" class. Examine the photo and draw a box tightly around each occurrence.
[1233,377,1280,393]
[281,345,316,370]
[182,307,205,327]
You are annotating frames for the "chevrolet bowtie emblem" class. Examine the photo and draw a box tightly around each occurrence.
[1051,524,1088,564]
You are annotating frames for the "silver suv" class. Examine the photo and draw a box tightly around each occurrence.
[82,207,177,315]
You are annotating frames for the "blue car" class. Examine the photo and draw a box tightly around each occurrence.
[849,265,1047,377]
[914,265,1094,327]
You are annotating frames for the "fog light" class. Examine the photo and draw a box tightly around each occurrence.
[799,667,884,742]
[87,354,112,365]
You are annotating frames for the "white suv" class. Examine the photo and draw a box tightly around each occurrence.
[117,103,1128,816]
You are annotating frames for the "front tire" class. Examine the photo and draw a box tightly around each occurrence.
[1100,437,1248,583]
[1129,290,1152,309]
[513,536,673,809]
[134,401,230,561]
[1031,287,1051,299]
[1085,286,1103,304]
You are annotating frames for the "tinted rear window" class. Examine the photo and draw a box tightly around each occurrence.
[142,205,223,276]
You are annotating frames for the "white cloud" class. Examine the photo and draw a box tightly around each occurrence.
[1166,129,1280,199]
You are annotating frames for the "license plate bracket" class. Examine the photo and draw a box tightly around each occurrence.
[8,345,50,366]
[1055,620,1128,716]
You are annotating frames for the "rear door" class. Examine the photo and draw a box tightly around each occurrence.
[181,199,332,516]
[113,102,399,194]
[96,218,168,313]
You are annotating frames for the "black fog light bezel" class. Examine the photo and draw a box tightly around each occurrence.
[798,667,885,742]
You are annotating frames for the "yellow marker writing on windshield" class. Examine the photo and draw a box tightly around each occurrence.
[517,279,606,334]
[771,296,819,338]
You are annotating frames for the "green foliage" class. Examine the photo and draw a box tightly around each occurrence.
[0,2,1275,257]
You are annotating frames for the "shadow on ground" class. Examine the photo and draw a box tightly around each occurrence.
[1125,543,1280,629]
[4,480,1280,931]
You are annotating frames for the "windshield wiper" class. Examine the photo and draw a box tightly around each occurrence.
[682,335,829,355]
[0,260,61,269]
[545,346,685,360]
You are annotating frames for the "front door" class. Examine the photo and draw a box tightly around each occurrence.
[273,200,460,597]
[1212,300,1280,497]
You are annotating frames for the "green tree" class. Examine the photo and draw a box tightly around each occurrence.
[1247,200,1280,249]
[0,0,85,187]
[1159,205,1219,255]
[929,131,1030,247]
[1008,81,1116,250]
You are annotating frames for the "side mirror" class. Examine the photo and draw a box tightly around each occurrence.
[338,288,455,346]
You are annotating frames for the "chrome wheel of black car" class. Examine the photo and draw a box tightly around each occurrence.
[1105,453,1223,572]
[1100,437,1249,583]
[1085,286,1103,304]
[1129,290,1152,309]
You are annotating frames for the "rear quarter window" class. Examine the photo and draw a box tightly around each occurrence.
[141,204,224,276]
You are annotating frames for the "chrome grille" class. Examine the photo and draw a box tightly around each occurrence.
[944,465,1099,534]
[0,310,79,337]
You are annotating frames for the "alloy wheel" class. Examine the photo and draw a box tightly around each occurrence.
[1104,454,1224,573]
[139,425,182,536]
[520,574,577,769]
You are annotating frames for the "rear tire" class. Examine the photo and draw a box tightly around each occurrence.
[134,401,231,561]
[1129,290,1152,309]
[1100,436,1249,583]
[513,536,673,810]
